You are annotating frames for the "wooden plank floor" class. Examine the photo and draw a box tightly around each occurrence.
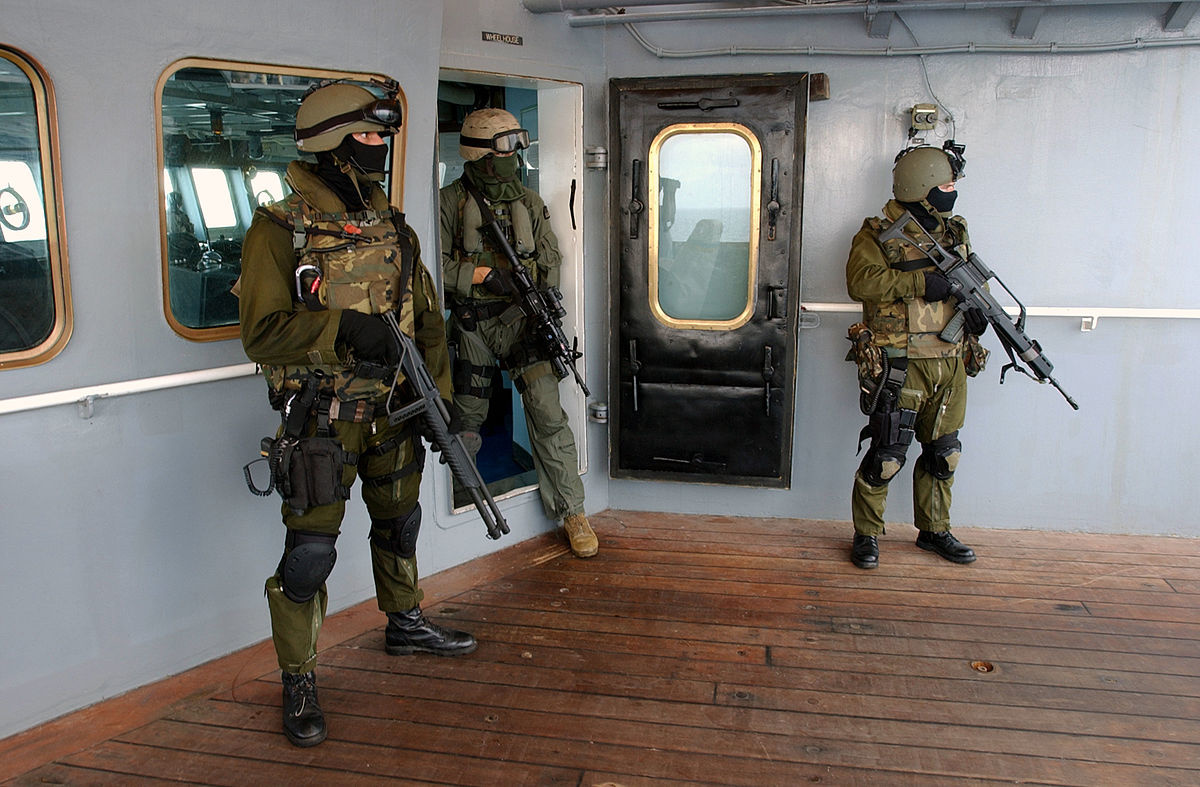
[5,510,1200,786]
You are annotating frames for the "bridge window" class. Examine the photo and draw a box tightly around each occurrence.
[157,59,406,340]
[0,45,72,370]
[648,123,761,331]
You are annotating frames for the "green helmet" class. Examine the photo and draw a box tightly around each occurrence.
[458,108,529,162]
[892,146,954,202]
[295,83,402,153]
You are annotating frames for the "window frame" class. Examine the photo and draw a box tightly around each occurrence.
[0,44,73,370]
[646,122,762,332]
[156,58,408,341]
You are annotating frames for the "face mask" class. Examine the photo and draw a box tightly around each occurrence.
[335,136,390,178]
[488,154,521,181]
[925,185,958,213]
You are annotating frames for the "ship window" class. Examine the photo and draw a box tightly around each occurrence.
[0,45,72,370]
[157,58,406,340]
[648,123,761,331]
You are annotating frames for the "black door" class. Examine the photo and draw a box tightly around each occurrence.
[609,74,808,487]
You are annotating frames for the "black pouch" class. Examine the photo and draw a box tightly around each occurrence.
[268,435,353,515]
[454,303,477,332]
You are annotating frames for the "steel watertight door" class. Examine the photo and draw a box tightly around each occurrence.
[609,74,808,487]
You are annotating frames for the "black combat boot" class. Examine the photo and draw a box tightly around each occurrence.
[385,607,477,656]
[851,534,879,569]
[280,670,327,747]
[916,530,977,564]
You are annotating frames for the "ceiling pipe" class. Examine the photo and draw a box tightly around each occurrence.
[522,0,1194,28]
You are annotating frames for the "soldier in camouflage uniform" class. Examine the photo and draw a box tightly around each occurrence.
[845,144,988,569]
[238,83,475,748]
[439,108,597,558]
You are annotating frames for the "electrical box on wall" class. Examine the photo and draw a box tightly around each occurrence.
[910,103,938,130]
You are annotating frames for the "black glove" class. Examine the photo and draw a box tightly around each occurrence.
[922,271,953,303]
[964,306,989,337]
[444,399,463,436]
[336,310,398,365]
[481,267,515,296]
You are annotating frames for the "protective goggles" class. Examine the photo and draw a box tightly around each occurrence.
[295,99,403,142]
[460,128,531,154]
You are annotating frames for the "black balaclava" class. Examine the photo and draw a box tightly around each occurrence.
[924,184,958,214]
[897,199,940,231]
[314,136,390,210]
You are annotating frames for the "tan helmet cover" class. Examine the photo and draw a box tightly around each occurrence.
[459,108,521,162]
[296,83,384,153]
[892,146,954,202]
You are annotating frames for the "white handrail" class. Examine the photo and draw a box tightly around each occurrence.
[0,363,259,416]
[803,302,1200,320]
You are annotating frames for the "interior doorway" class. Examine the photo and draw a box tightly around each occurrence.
[435,70,586,512]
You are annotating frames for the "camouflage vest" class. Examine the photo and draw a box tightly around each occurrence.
[450,180,539,298]
[863,209,971,359]
[261,162,417,401]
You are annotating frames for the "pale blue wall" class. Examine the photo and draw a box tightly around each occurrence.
[2,0,1196,743]
[596,5,1200,536]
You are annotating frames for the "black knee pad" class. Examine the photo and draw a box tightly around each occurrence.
[370,504,421,559]
[858,446,908,487]
[919,431,962,480]
[279,530,337,604]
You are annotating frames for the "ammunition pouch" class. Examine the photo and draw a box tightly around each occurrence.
[453,357,495,399]
[963,333,990,378]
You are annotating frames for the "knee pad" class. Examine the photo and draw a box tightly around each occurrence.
[453,359,494,398]
[370,504,421,559]
[858,446,908,487]
[919,431,961,481]
[856,406,916,487]
[279,530,337,604]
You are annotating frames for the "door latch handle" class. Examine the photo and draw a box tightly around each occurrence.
[628,159,644,239]
[766,158,781,242]
[762,345,777,416]
[628,339,642,413]
[657,97,740,112]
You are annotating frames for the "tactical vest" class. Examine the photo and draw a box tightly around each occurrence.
[862,208,971,360]
[449,180,539,299]
[261,162,417,402]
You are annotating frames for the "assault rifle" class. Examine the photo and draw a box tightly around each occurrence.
[463,181,590,396]
[879,211,1079,411]
[379,310,510,540]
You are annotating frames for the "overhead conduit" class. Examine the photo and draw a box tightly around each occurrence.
[523,0,1200,57]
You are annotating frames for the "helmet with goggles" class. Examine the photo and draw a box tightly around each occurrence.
[892,139,966,202]
[295,83,403,153]
[458,108,530,162]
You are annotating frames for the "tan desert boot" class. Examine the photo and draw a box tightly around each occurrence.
[562,513,599,558]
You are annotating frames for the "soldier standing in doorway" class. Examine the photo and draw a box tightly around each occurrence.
[439,108,597,558]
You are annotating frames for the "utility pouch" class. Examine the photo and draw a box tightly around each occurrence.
[846,322,884,384]
[453,302,477,332]
[963,333,990,377]
[260,435,354,515]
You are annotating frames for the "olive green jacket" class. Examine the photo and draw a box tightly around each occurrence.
[846,199,971,359]
[438,176,562,302]
[238,164,451,401]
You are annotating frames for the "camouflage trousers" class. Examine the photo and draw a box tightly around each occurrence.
[266,413,425,674]
[852,357,967,536]
[451,314,585,521]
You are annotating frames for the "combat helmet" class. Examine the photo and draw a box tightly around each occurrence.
[458,108,530,162]
[892,140,967,202]
[295,83,402,153]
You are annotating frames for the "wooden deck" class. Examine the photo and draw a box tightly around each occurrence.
[4,510,1200,785]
